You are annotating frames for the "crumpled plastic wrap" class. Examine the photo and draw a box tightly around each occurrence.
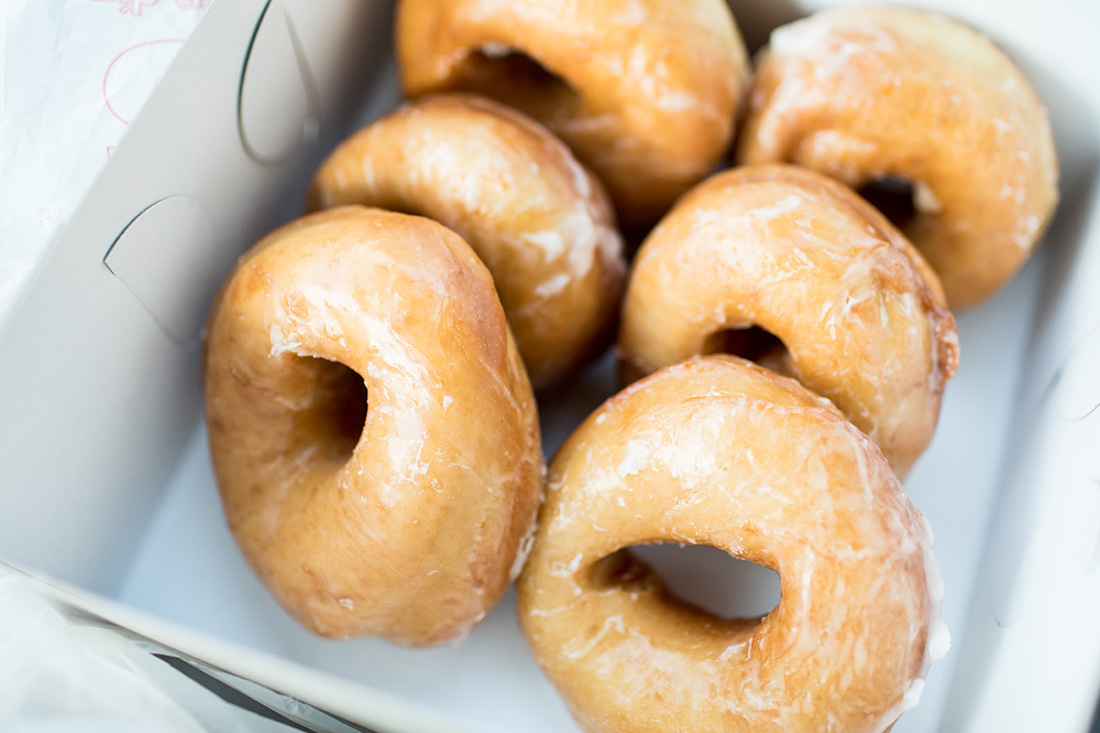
[0,568,252,732]
[0,0,211,323]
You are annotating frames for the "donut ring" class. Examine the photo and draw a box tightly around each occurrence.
[306,94,626,388]
[736,6,1059,308]
[203,207,543,645]
[618,165,959,477]
[517,356,947,733]
[395,0,750,227]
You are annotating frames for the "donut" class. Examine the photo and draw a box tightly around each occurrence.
[395,0,750,227]
[203,206,543,645]
[306,94,626,388]
[517,355,948,733]
[618,164,959,478]
[736,6,1059,308]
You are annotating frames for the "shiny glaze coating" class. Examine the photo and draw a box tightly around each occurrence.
[307,95,625,387]
[737,6,1058,307]
[518,356,946,732]
[619,165,958,477]
[396,0,749,227]
[204,207,543,645]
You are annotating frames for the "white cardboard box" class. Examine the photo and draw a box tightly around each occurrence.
[2,0,1099,730]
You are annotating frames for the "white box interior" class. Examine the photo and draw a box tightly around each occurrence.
[2,0,1099,731]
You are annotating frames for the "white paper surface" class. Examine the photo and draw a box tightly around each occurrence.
[0,0,212,322]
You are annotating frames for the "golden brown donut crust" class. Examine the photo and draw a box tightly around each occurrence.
[618,164,958,478]
[203,207,543,646]
[518,356,946,733]
[395,0,749,227]
[736,6,1059,307]
[306,94,625,388]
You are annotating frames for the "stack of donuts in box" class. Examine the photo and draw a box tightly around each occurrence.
[201,0,1058,730]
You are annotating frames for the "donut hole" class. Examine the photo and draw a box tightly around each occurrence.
[858,175,917,230]
[456,45,580,121]
[593,543,781,621]
[704,325,789,376]
[294,357,368,466]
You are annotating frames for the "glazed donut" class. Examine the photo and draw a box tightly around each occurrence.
[736,6,1059,307]
[618,164,959,478]
[518,356,947,733]
[306,94,625,388]
[395,0,750,227]
[203,206,543,646]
